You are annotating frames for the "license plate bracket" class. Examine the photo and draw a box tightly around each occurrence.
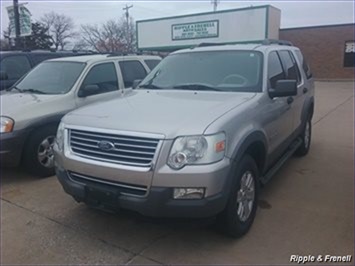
[85,186,118,209]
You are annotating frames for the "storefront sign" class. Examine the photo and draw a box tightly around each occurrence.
[6,4,32,37]
[172,20,219,40]
[344,41,354,67]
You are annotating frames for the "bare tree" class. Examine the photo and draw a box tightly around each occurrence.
[79,16,136,53]
[72,39,90,51]
[121,16,136,53]
[40,12,75,50]
[0,38,11,50]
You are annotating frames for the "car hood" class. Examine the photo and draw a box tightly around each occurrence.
[63,90,256,139]
[0,91,72,130]
[1,92,59,116]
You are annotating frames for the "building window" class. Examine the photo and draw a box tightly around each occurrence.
[344,41,354,68]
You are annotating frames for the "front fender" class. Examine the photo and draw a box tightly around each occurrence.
[229,130,268,168]
[301,96,314,123]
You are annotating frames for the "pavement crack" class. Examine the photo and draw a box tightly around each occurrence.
[124,232,171,265]
[313,95,354,126]
[1,197,136,257]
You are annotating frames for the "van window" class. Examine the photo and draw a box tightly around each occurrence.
[295,50,313,79]
[279,51,300,83]
[80,63,119,95]
[119,61,147,88]
[268,51,285,88]
[144,59,161,70]
[0,55,31,79]
[31,54,60,65]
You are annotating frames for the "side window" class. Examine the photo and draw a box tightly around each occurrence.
[279,50,300,83]
[295,50,313,79]
[144,59,161,70]
[0,55,31,79]
[80,63,118,96]
[119,61,147,88]
[31,54,59,66]
[289,52,302,83]
[268,51,285,88]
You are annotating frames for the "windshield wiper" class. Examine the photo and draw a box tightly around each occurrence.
[173,83,221,91]
[6,86,23,93]
[139,84,165,90]
[22,88,47,94]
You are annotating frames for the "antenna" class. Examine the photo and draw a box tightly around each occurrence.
[122,4,133,52]
[211,0,220,12]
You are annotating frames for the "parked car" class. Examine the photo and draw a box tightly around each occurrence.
[0,54,161,177]
[54,40,314,237]
[0,50,97,90]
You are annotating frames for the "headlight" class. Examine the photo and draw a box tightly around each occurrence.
[0,117,14,133]
[55,122,65,151]
[167,133,225,170]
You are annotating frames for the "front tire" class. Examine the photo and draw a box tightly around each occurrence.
[23,125,57,177]
[295,117,312,156]
[217,155,259,237]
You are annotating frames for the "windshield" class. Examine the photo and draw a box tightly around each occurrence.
[139,51,263,92]
[15,61,85,94]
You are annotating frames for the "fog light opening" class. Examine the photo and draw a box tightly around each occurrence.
[173,188,205,199]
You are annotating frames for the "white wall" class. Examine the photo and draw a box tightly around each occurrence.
[137,6,281,50]
[268,6,281,39]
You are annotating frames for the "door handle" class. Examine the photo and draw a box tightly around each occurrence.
[303,87,308,94]
[287,97,294,104]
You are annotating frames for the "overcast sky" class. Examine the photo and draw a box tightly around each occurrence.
[1,0,354,34]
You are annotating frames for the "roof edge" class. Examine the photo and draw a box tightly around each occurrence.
[281,23,355,31]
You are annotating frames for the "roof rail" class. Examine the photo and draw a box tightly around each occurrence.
[106,53,128,57]
[106,52,140,57]
[262,39,293,46]
[191,42,226,49]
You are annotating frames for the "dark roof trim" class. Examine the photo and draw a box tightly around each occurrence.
[281,23,355,31]
[136,5,274,24]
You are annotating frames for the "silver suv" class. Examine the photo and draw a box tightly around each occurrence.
[0,54,161,177]
[54,40,314,237]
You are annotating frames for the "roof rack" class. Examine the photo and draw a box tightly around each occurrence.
[190,40,293,49]
[191,42,226,49]
[261,39,293,46]
[106,53,129,57]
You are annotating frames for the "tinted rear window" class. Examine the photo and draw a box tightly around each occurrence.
[144,59,161,70]
[119,61,147,88]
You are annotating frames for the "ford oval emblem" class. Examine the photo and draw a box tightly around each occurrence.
[97,140,115,151]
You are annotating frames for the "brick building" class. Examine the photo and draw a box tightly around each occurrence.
[280,23,355,80]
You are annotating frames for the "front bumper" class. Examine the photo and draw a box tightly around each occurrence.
[55,162,231,218]
[0,129,29,167]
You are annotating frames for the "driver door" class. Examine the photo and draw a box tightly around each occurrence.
[75,62,121,108]
[263,51,294,157]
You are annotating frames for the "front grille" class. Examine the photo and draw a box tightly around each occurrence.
[69,129,160,167]
[68,171,147,196]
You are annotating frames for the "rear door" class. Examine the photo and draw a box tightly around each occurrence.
[75,62,121,107]
[264,51,294,154]
[294,49,314,126]
[278,50,303,133]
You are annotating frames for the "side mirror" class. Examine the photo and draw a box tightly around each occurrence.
[78,84,100,97]
[269,80,297,98]
[132,79,142,90]
[0,71,8,81]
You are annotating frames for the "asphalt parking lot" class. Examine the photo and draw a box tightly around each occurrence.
[1,81,354,265]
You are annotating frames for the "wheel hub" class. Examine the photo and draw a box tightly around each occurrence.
[37,136,55,168]
[236,171,255,222]
[304,121,310,148]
